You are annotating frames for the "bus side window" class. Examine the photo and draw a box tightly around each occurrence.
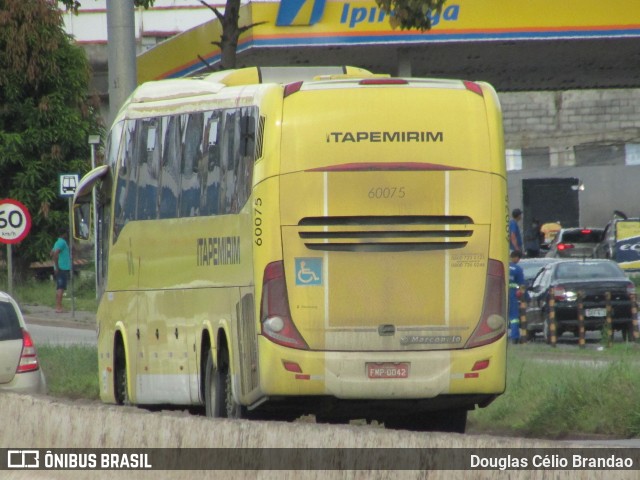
[113,119,139,242]
[159,115,182,219]
[201,111,221,216]
[180,112,203,217]
[137,119,160,221]
[218,109,238,215]
[237,107,258,209]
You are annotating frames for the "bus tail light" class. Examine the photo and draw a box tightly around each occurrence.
[463,81,484,97]
[284,81,303,98]
[466,260,506,349]
[17,330,40,373]
[260,261,309,350]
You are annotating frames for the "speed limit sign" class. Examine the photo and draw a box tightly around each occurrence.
[0,199,32,244]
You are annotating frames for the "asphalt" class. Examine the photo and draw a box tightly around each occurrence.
[22,304,96,330]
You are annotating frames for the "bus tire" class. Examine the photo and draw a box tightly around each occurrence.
[114,338,129,405]
[222,350,245,419]
[204,349,224,418]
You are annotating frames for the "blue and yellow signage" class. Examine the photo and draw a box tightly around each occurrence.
[137,0,640,83]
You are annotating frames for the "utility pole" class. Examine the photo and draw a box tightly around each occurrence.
[107,0,137,126]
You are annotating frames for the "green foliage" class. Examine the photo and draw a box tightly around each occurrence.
[469,344,640,438]
[0,0,102,275]
[0,265,98,312]
[38,345,99,399]
[375,0,448,31]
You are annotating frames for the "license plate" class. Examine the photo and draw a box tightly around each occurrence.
[366,362,409,379]
[585,308,607,317]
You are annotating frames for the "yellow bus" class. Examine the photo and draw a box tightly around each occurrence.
[74,66,508,433]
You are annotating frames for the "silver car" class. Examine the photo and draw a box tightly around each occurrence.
[545,228,604,259]
[0,291,47,394]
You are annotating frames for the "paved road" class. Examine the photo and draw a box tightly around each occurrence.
[22,304,96,346]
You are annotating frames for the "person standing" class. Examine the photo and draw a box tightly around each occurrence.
[509,208,523,253]
[524,218,542,258]
[508,250,525,344]
[51,229,71,313]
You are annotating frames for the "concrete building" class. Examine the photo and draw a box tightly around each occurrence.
[63,0,640,229]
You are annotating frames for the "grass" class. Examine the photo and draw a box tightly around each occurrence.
[38,345,100,400]
[469,342,640,438]
[0,268,98,312]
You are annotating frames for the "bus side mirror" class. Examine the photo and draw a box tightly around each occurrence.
[73,203,91,241]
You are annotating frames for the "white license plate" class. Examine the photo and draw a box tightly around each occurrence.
[585,308,607,317]
[366,362,409,379]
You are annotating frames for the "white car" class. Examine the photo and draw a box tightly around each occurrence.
[0,291,46,394]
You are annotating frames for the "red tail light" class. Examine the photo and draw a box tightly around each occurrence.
[359,78,408,85]
[552,286,566,301]
[283,81,303,98]
[260,261,309,350]
[463,81,484,97]
[17,329,40,373]
[556,243,574,251]
[466,260,506,348]
[626,282,637,297]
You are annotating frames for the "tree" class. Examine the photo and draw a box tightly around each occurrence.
[197,0,265,70]
[0,0,102,279]
[376,0,448,31]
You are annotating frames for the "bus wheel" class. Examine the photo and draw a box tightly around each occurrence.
[114,339,129,405]
[222,350,245,419]
[204,349,224,418]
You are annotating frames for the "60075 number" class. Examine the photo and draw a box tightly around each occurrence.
[368,187,406,199]
[254,198,263,246]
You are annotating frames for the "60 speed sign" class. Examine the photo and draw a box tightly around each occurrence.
[0,199,32,244]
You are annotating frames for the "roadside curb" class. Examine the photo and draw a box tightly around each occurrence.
[21,304,96,330]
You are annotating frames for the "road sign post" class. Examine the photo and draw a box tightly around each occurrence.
[0,199,32,297]
[60,174,80,319]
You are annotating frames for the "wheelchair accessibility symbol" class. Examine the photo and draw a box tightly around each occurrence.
[295,258,323,286]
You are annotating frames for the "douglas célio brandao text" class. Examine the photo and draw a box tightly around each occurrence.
[470,454,634,470]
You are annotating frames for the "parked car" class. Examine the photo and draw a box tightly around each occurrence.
[0,292,46,394]
[594,216,640,273]
[545,227,604,259]
[519,258,559,288]
[524,259,636,341]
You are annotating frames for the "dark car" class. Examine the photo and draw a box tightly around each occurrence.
[524,259,636,341]
[519,258,559,288]
[545,228,604,259]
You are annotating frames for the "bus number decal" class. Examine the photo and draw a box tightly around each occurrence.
[254,198,263,246]
[368,187,406,200]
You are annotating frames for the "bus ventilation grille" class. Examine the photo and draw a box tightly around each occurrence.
[297,215,473,252]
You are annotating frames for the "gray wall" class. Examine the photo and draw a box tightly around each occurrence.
[500,88,640,228]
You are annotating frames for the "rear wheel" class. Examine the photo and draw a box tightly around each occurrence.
[204,347,245,419]
[114,338,129,405]
[204,349,224,418]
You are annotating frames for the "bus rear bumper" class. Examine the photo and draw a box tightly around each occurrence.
[256,335,506,401]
